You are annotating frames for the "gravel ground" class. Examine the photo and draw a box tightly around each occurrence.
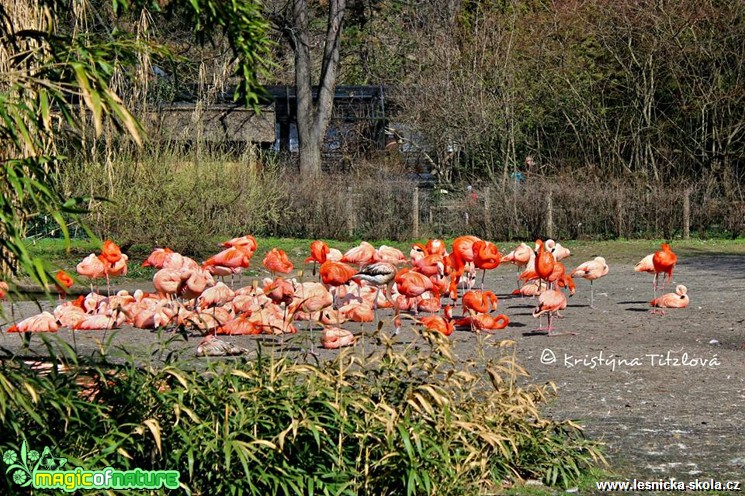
[2,250,744,489]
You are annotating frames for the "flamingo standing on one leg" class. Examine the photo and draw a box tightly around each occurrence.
[570,256,609,308]
[76,253,106,293]
[305,240,330,277]
[472,240,501,290]
[502,242,533,291]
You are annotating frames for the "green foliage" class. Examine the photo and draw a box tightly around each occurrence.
[0,0,272,291]
[0,333,603,495]
[114,0,273,107]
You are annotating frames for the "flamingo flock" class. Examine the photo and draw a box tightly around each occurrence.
[1,235,690,354]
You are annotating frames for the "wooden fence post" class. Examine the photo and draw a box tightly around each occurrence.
[546,188,554,239]
[412,186,420,238]
[347,186,355,237]
[683,187,691,239]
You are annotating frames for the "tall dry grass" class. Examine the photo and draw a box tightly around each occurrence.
[56,145,284,254]
[54,146,745,250]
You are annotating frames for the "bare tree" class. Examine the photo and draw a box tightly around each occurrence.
[287,0,346,174]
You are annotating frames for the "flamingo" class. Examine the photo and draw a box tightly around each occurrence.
[353,262,397,317]
[462,290,499,315]
[341,302,374,323]
[376,245,407,265]
[652,243,677,295]
[545,239,571,261]
[534,240,555,289]
[6,312,60,333]
[215,313,261,335]
[221,234,258,252]
[570,256,609,308]
[419,314,455,336]
[410,243,428,264]
[395,269,434,316]
[455,263,477,293]
[141,247,174,269]
[199,281,236,309]
[320,261,358,289]
[204,246,252,284]
[132,305,175,329]
[305,240,330,276]
[341,241,380,266]
[320,327,355,349]
[262,248,294,276]
[179,269,214,300]
[54,300,87,328]
[650,284,689,314]
[54,270,74,301]
[100,239,122,266]
[511,281,546,297]
[196,335,250,356]
[73,312,128,331]
[454,313,510,332]
[532,289,573,336]
[425,239,448,257]
[502,242,534,290]
[416,294,442,313]
[635,254,655,274]
[153,268,186,307]
[76,253,106,292]
[472,240,501,290]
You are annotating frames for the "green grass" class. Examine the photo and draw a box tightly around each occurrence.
[27,236,745,274]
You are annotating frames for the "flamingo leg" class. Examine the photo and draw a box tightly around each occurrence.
[590,280,595,309]
[373,286,381,321]
[546,311,577,336]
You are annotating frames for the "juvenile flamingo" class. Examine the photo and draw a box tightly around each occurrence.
[352,262,397,318]
[196,335,250,356]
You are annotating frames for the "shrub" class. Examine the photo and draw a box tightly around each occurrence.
[0,331,603,495]
[55,147,284,255]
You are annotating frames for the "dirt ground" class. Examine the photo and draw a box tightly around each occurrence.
[2,247,744,489]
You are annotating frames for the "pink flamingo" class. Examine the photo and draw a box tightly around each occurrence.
[570,256,609,308]
[532,289,573,336]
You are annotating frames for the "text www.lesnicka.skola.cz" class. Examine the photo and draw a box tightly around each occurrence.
[596,478,741,492]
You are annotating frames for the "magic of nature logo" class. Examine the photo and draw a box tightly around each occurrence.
[3,441,179,492]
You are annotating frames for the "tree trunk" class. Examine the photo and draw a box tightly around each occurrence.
[292,0,345,175]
